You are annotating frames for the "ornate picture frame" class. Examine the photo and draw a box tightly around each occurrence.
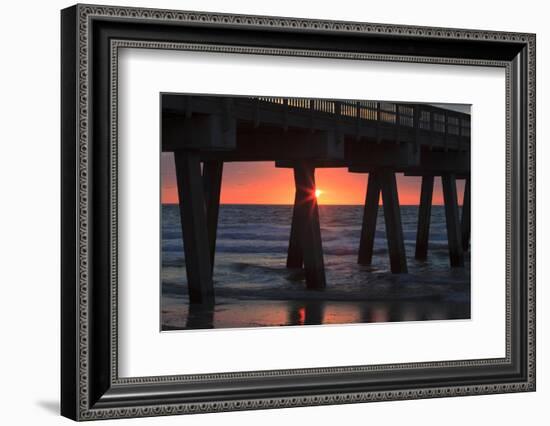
[61,4,535,420]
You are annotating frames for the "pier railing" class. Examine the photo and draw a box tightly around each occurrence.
[257,96,471,140]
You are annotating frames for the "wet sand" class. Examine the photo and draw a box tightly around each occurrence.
[162,298,470,330]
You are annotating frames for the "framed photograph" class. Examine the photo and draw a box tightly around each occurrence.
[61,4,536,421]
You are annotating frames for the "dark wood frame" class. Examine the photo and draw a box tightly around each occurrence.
[61,4,536,421]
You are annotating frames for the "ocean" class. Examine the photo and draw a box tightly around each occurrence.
[161,204,470,330]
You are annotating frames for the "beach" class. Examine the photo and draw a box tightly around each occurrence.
[161,204,470,330]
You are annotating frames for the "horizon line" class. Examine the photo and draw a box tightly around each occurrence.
[161,202,451,206]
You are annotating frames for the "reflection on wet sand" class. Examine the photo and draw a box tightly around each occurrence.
[161,299,470,331]
[185,303,215,329]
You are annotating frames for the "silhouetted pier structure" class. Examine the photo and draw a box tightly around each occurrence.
[162,95,471,304]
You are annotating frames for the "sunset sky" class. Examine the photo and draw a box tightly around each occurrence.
[161,153,465,206]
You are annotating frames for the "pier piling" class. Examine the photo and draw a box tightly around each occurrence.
[461,177,471,252]
[380,169,408,273]
[292,163,326,289]
[442,173,465,267]
[287,189,305,268]
[358,172,381,265]
[174,151,215,304]
[415,175,434,260]
[202,160,224,270]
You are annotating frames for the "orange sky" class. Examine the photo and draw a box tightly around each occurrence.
[161,153,464,206]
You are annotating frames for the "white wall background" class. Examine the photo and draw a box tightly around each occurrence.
[0,0,546,424]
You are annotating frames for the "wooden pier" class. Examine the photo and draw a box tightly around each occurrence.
[162,95,471,303]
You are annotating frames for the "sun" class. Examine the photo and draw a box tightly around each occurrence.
[315,189,322,198]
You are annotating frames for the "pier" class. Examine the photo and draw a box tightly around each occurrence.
[162,95,471,304]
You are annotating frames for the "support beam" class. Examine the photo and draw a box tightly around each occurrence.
[198,127,341,162]
[415,175,434,260]
[346,142,419,169]
[202,160,224,270]
[461,177,471,252]
[174,151,215,304]
[276,159,347,169]
[380,170,408,273]
[351,150,469,176]
[163,113,236,151]
[358,173,381,265]
[292,163,326,289]
[442,174,465,267]
[287,189,304,268]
